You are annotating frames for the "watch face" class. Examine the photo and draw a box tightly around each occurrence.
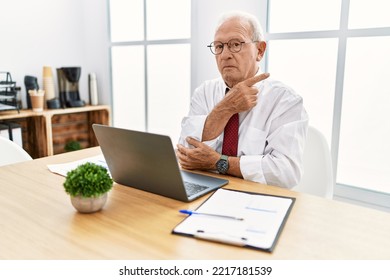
[216,159,229,174]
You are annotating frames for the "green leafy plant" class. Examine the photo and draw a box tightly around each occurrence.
[63,162,113,198]
[64,140,82,152]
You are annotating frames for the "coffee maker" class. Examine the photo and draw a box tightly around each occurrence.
[57,67,85,108]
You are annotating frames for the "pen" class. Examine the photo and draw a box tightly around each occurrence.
[179,209,244,221]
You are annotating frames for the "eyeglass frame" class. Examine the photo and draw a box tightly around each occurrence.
[207,38,259,55]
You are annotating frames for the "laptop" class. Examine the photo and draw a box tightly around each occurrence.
[92,124,229,202]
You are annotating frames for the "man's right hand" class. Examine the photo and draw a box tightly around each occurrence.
[223,72,270,114]
[201,72,270,141]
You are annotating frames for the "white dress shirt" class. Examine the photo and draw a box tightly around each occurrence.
[179,76,309,189]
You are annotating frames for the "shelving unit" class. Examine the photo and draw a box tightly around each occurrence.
[0,105,111,158]
[0,72,19,113]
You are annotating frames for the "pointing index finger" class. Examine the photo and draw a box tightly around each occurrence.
[244,72,270,87]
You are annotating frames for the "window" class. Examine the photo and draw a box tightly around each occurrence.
[147,44,190,137]
[146,0,190,40]
[111,46,145,131]
[109,0,191,142]
[268,0,341,32]
[266,0,390,209]
[267,38,338,146]
[338,35,390,194]
[110,0,144,42]
[348,0,390,29]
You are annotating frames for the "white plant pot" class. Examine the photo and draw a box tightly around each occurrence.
[70,193,108,213]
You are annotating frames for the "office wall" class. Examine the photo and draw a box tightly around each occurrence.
[0,0,110,108]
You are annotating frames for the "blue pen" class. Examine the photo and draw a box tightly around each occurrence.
[179,209,244,221]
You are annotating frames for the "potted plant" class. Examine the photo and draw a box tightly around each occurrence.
[63,162,113,213]
[64,140,82,152]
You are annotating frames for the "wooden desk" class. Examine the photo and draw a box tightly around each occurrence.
[1,147,389,259]
[0,105,110,158]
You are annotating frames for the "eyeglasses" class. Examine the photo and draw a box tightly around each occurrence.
[207,39,258,55]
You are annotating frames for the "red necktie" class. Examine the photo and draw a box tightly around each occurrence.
[222,88,239,156]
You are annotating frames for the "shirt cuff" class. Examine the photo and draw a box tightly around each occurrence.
[240,155,267,184]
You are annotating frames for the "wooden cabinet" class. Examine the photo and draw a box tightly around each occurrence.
[0,105,110,158]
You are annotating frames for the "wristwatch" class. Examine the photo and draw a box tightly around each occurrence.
[216,155,229,174]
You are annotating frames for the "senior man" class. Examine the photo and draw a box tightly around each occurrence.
[177,11,308,188]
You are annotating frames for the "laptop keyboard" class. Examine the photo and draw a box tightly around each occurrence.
[184,182,208,197]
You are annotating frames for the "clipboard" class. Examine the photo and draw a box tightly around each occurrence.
[172,188,295,252]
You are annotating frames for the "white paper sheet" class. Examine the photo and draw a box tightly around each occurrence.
[173,188,294,251]
[47,155,109,177]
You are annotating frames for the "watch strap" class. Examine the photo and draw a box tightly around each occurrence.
[220,154,228,161]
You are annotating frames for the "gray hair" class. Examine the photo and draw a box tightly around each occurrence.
[215,11,265,42]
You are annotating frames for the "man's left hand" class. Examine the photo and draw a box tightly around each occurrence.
[176,137,220,170]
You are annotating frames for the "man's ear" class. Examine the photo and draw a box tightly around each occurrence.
[256,41,267,61]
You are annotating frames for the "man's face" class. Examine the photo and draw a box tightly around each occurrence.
[214,18,265,87]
